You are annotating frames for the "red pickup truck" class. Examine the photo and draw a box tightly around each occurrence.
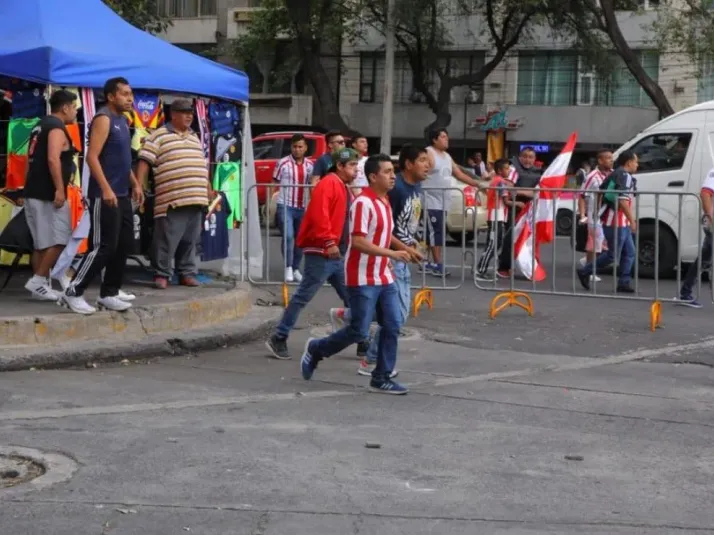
[252,131,329,205]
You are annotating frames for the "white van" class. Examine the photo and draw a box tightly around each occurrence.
[612,100,714,278]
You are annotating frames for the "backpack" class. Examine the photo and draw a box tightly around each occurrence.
[598,171,619,210]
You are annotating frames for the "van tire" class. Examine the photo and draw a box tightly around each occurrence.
[449,231,475,244]
[637,222,677,279]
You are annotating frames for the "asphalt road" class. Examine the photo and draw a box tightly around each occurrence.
[2,235,714,534]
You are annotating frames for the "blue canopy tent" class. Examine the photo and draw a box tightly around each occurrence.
[0,0,249,102]
[0,0,262,278]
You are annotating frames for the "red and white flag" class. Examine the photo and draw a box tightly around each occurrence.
[513,132,577,281]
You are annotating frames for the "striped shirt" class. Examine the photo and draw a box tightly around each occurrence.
[345,188,395,287]
[273,155,313,208]
[580,168,608,220]
[138,125,209,218]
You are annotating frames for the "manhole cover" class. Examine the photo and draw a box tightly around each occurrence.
[0,454,45,488]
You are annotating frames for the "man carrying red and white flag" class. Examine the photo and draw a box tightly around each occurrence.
[512,132,578,281]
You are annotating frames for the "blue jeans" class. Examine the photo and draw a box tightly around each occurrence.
[580,226,635,286]
[366,261,410,364]
[275,204,304,270]
[310,283,401,382]
[275,254,348,339]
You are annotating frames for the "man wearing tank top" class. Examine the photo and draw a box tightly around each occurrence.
[61,77,145,315]
[423,128,482,276]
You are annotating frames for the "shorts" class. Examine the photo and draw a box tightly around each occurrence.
[426,209,445,246]
[586,222,605,253]
[24,197,72,250]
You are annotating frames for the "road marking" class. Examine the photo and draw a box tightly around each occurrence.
[0,390,354,422]
[421,336,714,387]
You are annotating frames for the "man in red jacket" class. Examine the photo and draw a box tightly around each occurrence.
[266,148,360,360]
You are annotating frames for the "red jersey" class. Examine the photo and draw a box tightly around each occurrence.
[345,188,395,287]
[296,173,350,256]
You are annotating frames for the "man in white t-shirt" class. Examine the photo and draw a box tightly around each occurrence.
[678,167,714,308]
[350,133,369,194]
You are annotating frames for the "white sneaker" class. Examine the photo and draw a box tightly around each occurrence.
[117,289,136,301]
[329,308,346,332]
[293,270,303,283]
[284,267,294,283]
[25,276,60,302]
[96,295,132,312]
[589,275,601,282]
[60,295,96,315]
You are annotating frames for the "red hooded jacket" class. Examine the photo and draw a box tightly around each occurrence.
[296,172,351,256]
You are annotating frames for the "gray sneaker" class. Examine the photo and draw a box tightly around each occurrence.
[265,335,291,360]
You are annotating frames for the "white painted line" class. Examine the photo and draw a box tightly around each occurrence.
[0,390,354,422]
[423,336,714,387]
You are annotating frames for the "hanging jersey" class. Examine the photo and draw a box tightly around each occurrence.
[213,134,240,163]
[125,92,164,152]
[194,99,211,162]
[6,117,39,190]
[201,192,232,261]
[9,89,45,119]
[213,162,241,228]
[208,101,239,136]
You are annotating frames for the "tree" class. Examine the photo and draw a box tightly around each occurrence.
[547,0,714,118]
[103,0,171,35]
[357,0,545,131]
[230,0,352,131]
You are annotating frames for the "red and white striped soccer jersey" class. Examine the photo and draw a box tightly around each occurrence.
[601,171,635,228]
[345,188,395,287]
[580,168,607,219]
[273,155,313,209]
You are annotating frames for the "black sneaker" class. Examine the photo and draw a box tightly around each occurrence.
[576,269,590,291]
[356,340,369,358]
[616,285,635,294]
[265,335,291,360]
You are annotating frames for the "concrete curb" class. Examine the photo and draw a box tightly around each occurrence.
[0,306,282,372]
[0,283,254,347]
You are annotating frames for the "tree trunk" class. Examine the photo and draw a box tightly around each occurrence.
[301,49,350,131]
[423,79,454,139]
[599,0,674,118]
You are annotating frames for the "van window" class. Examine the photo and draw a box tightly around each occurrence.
[280,137,317,158]
[630,133,692,172]
[253,139,276,160]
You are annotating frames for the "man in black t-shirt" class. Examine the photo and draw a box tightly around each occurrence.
[22,90,78,302]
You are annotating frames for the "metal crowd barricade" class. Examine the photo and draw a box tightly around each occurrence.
[411,186,473,317]
[472,185,704,332]
[246,183,318,307]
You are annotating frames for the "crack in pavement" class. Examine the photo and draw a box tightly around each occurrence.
[1,498,711,531]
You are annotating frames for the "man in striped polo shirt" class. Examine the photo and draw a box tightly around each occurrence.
[273,133,313,283]
[137,98,214,289]
[300,154,418,395]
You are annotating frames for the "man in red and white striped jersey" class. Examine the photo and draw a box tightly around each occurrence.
[577,149,613,280]
[273,133,314,283]
[578,150,638,292]
[300,154,420,395]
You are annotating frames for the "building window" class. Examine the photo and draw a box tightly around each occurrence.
[157,0,217,18]
[359,53,377,103]
[638,0,660,9]
[698,57,714,103]
[361,52,485,104]
[517,50,659,108]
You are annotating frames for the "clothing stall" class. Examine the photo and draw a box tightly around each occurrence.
[0,0,263,280]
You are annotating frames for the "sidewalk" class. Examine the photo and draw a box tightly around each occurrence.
[0,264,281,372]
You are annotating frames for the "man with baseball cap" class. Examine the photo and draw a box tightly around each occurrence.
[137,98,214,289]
[266,148,360,360]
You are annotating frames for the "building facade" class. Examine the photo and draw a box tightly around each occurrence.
[159,0,713,157]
